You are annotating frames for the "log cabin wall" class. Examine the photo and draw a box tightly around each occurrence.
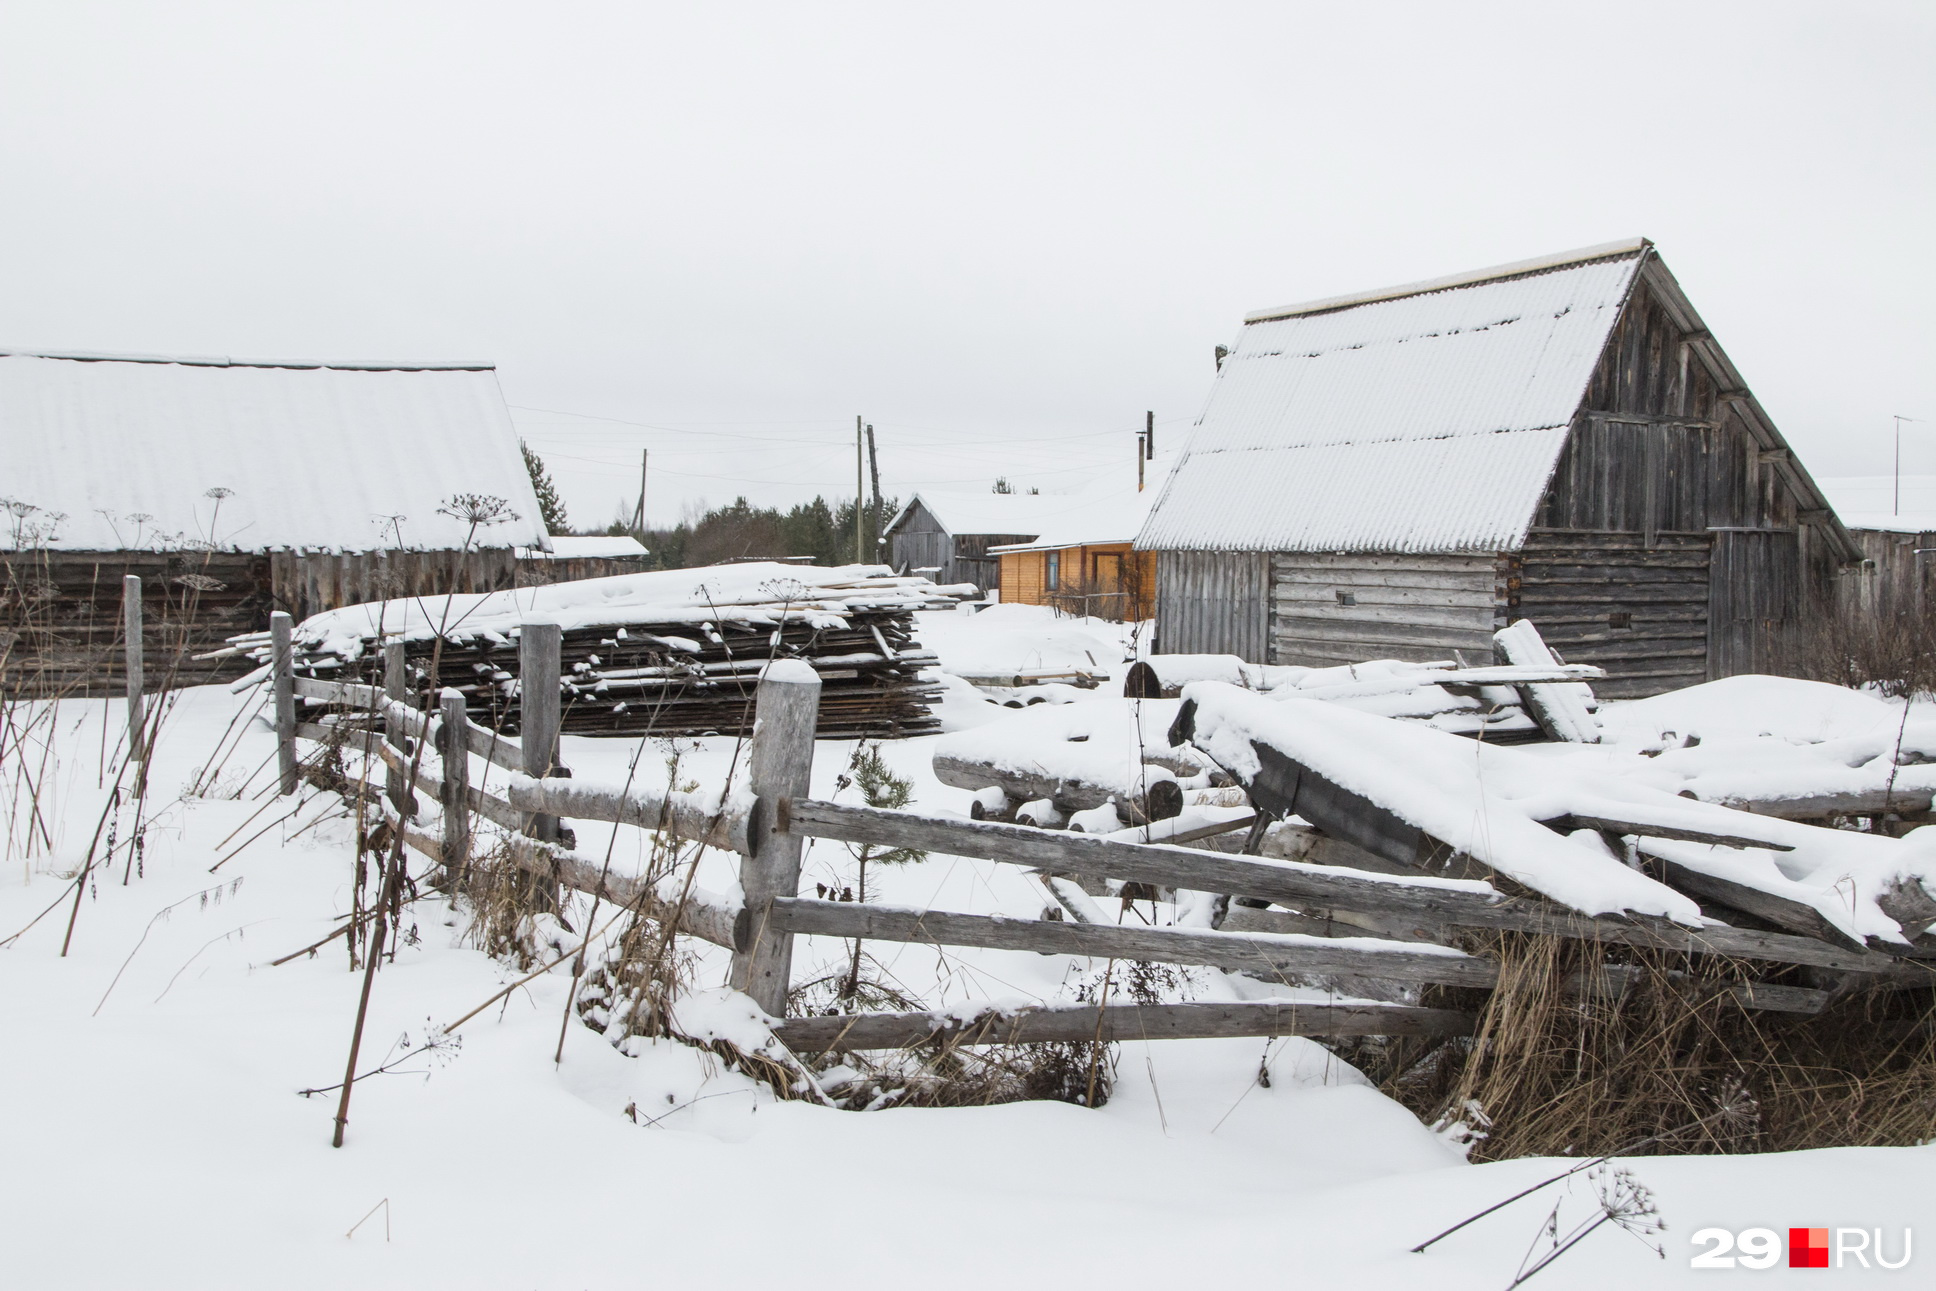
[1267,552,1507,668]
[269,549,516,623]
[1524,271,1830,691]
[1156,551,1268,658]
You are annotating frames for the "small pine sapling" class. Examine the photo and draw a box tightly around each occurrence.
[835,743,924,1001]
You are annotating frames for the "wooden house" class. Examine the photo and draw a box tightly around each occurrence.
[884,492,1057,591]
[515,534,652,584]
[1,349,548,694]
[1136,240,1859,698]
[990,457,1172,620]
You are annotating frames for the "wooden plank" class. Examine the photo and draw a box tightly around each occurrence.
[292,675,384,706]
[932,753,1182,824]
[729,665,823,1015]
[764,896,1500,987]
[502,774,751,853]
[504,836,742,951]
[462,718,523,773]
[122,575,146,774]
[777,800,1893,973]
[771,999,1477,1051]
[271,610,297,796]
[518,621,563,842]
[439,689,471,875]
[1544,813,1791,852]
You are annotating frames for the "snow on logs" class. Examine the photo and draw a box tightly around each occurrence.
[240,563,972,741]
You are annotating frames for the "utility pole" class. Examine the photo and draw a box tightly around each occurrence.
[866,422,883,565]
[633,448,648,533]
[1138,411,1154,491]
[855,415,865,564]
[1896,415,1921,516]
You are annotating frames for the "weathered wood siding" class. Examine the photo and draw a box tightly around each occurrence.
[1156,552,1268,659]
[1268,553,1505,667]
[514,554,652,586]
[1511,532,1711,697]
[4,547,519,696]
[1841,528,1936,625]
[888,499,952,580]
[950,533,1034,593]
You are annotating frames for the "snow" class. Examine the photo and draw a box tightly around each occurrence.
[1818,474,1936,532]
[0,351,550,552]
[11,608,1936,1288]
[272,563,970,655]
[986,453,1179,553]
[1139,248,1642,553]
[913,602,1138,679]
[515,534,650,559]
[935,698,1196,800]
[885,489,1065,539]
[1178,683,1713,921]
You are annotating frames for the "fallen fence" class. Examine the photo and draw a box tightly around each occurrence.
[271,615,1930,1059]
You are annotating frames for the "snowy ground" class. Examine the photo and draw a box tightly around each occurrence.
[4,607,1932,1287]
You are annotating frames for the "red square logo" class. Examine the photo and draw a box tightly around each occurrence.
[1790,1228,1830,1268]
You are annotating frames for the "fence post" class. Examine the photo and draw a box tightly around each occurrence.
[271,610,297,795]
[438,687,471,882]
[730,661,822,1017]
[122,575,146,795]
[383,640,416,818]
[519,619,563,843]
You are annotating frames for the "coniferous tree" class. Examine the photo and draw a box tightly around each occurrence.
[520,441,569,534]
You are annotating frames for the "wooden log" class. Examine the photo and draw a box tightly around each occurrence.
[777,799,1894,973]
[772,999,1476,1052]
[462,718,523,773]
[122,575,146,791]
[730,663,823,1016]
[502,774,750,853]
[1711,789,1936,819]
[932,753,1184,824]
[763,896,1499,988]
[438,688,472,876]
[271,610,297,796]
[382,641,414,818]
[1541,812,1794,852]
[518,621,563,843]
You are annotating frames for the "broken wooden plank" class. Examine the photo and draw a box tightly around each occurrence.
[1542,812,1795,852]
[778,799,1895,972]
[1495,619,1600,743]
[772,999,1476,1051]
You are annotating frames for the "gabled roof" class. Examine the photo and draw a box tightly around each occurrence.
[989,453,1178,554]
[0,350,550,552]
[1139,241,1646,553]
[884,490,1061,539]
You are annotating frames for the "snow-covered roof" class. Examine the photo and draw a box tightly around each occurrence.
[1139,242,1647,553]
[1816,476,1936,535]
[988,454,1178,553]
[516,535,651,559]
[885,490,1062,538]
[0,350,550,552]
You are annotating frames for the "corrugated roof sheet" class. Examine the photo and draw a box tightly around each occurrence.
[1,352,550,552]
[1140,244,1645,553]
[989,453,1178,553]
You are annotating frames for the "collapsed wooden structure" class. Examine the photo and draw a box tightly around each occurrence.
[264,614,1936,1067]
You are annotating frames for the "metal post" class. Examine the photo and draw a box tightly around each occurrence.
[122,575,146,794]
[729,662,823,1016]
[518,619,563,843]
[438,687,471,882]
[271,610,297,795]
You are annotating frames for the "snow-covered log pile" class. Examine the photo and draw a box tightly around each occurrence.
[1123,622,1605,744]
[232,563,975,740]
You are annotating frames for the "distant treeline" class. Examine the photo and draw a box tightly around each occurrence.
[595,494,897,571]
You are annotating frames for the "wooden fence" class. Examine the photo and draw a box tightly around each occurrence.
[269,614,1924,1056]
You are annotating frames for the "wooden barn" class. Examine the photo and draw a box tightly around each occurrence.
[1816,476,1936,626]
[884,491,1057,592]
[1136,239,1859,698]
[1,349,549,695]
[514,534,652,584]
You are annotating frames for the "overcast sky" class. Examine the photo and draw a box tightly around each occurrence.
[2,2,1930,530]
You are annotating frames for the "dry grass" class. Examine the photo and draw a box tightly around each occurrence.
[1339,933,1936,1161]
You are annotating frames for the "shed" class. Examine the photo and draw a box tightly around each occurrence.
[1,349,548,694]
[515,534,652,584]
[1817,476,1936,625]
[1136,240,1859,697]
[883,491,1056,591]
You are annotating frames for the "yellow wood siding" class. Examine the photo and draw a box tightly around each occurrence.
[999,544,1154,619]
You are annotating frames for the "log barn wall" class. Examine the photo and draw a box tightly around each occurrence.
[1267,553,1504,668]
[3,547,519,697]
